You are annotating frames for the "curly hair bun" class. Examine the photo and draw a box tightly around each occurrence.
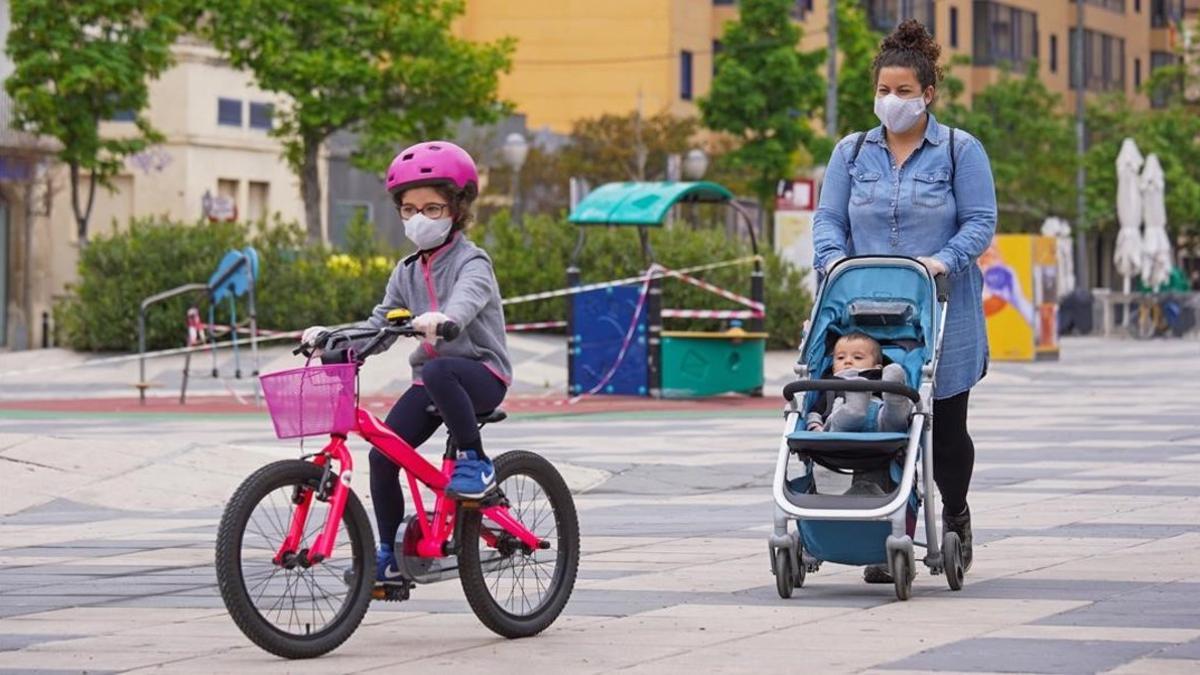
[875,19,943,86]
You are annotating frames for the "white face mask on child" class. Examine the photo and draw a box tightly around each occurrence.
[404,213,453,251]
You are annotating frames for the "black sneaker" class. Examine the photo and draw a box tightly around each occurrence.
[863,564,892,583]
[943,504,973,573]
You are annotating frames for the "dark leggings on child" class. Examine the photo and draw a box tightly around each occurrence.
[932,389,974,516]
[369,357,507,548]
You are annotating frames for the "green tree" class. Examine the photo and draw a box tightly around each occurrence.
[700,0,825,231]
[204,0,513,242]
[560,111,699,184]
[1083,93,1200,245]
[833,0,883,136]
[939,63,1076,232]
[4,0,188,243]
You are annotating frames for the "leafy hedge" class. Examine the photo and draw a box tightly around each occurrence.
[58,212,812,352]
[477,212,811,349]
[57,216,395,352]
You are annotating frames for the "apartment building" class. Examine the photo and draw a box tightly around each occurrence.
[1,29,314,350]
[457,1,1193,134]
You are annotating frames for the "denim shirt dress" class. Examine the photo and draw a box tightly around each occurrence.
[812,114,998,399]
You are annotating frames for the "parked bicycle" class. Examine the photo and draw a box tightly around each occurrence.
[215,309,579,658]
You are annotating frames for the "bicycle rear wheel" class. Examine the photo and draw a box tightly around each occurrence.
[458,450,580,638]
[215,460,374,658]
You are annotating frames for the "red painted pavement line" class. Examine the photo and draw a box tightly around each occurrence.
[0,394,782,416]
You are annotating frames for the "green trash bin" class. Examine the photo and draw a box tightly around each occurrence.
[660,329,767,397]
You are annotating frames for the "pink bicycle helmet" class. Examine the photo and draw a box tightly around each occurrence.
[385,141,479,194]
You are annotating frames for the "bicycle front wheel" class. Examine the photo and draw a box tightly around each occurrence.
[215,460,374,659]
[458,450,580,638]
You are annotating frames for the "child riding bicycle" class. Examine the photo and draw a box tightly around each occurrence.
[301,141,511,588]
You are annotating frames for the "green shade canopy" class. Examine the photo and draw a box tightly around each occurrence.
[568,181,734,227]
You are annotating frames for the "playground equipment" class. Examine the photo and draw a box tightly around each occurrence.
[564,181,766,398]
[137,247,261,403]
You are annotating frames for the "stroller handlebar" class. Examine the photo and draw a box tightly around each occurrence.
[934,273,950,303]
[782,379,921,405]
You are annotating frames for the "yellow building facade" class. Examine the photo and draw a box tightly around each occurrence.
[460,0,1189,134]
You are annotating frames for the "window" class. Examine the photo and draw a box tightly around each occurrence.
[109,109,136,122]
[1050,34,1058,72]
[680,50,693,101]
[973,2,1039,68]
[1069,28,1126,91]
[1150,50,1181,107]
[1135,0,1141,11]
[789,0,813,20]
[864,1,936,37]
[248,181,269,222]
[1135,57,1142,88]
[712,40,723,76]
[1151,0,1182,26]
[712,0,735,5]
[218,98,242,127]
[950,7,959,48]
[249,102,273,130]
[333,201,373,245]
[1072,0,1126,12]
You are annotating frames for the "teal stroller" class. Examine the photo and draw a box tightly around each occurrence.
[768,256,965,601]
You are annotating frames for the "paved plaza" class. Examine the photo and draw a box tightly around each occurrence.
[1,337,1199,673]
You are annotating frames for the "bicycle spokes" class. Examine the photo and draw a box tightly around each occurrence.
[240,482,356,636]
[477,473,560,616]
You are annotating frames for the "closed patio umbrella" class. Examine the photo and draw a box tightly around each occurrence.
[1114,138,1145,294]
[1139,153,1172,291]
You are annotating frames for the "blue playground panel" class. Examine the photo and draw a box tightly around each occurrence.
[570,286,648,396]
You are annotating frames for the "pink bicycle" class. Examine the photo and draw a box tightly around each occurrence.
[215,310,579,658]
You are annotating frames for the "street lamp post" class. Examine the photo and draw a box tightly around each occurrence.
[501,132,529,226]
[681,148,709,228]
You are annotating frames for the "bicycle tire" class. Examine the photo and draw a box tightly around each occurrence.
[215,460,374,659]
[458,450,580,638]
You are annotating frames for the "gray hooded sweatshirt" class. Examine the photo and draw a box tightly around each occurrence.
[359,233,511,386]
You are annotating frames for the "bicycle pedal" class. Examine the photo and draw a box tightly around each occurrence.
[372,582,412,602]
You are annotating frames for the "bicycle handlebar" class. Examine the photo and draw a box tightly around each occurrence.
[292,320,461,361]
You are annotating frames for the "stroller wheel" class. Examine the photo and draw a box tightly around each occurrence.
[891,550,913,601]
[774,548,794,599]
[943,531,965,591]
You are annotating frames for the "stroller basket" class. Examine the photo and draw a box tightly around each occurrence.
[260,364,358,439]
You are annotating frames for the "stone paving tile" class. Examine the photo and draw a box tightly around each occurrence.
[0,337,1197,672]
[879,637,1174,674]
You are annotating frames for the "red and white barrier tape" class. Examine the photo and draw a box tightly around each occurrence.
[661,308,762,319]
[657,267,764,312]
[505,320,568,332]
[500,255,761,306]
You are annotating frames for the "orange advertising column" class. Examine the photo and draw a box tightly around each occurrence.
[979,234,1060,361]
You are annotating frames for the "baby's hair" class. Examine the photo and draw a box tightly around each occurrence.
[873,19,942,91]
[836,332,883,365]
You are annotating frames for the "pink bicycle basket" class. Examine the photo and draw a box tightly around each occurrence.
[260,364,358,439]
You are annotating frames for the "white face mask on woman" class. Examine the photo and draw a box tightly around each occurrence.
[403,213,454,251]
[874,93,927,133]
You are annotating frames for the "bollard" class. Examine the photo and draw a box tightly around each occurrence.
[41,311,49,349]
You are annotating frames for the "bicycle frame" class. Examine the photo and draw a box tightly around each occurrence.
[274,407,543,567]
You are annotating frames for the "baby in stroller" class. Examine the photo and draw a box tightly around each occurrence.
[805,332,913,434]
[806,332,915,497]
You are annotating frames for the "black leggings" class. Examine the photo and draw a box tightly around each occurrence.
[932,389,974,516]
[369,357,507,549]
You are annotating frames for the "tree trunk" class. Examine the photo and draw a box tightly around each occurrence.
[300,137,323,243]
[68,161,97,245]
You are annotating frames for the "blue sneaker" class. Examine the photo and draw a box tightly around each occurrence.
[375,547,405,585]
[446,450,497,500]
